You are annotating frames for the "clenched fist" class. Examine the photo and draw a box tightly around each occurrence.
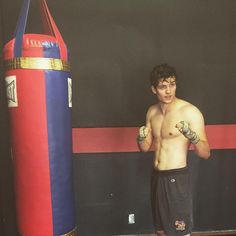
[137,126,150,142]
[175,121,200,144]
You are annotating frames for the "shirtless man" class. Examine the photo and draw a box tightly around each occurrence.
[137,64,210,236]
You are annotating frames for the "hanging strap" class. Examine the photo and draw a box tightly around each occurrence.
[13,0,68,60]
[13,0,30,57]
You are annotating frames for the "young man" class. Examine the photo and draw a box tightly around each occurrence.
[137,64,210,236]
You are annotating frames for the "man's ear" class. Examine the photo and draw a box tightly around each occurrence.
[151,86,157,94]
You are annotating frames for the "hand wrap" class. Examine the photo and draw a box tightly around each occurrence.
[178,121,200,144]
[137,126,148,142]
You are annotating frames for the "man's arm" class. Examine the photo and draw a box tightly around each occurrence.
[176,106,210,159]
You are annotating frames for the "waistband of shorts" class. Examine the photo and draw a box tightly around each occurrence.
[154,166,188,176]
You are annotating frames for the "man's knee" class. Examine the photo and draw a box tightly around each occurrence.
[156,230,166,236]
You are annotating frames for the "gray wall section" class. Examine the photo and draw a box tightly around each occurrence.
[74,151,236,236]
[193,150,236,231]
[1,1,236,235]
[74,152,154,236]
[66,0,236,127]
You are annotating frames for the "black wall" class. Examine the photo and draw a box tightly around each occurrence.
[0,1,18,235]
[1,1,236,236]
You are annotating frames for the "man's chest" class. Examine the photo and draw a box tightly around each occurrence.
[151,112,185,139]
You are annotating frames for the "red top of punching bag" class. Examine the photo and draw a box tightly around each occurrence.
[3,0,68,61]
[3,34,65,59]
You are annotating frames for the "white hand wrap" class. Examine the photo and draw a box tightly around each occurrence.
[178,121,200,144]
[137,126,148,142]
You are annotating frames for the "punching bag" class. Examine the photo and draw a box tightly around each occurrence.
[3,0,76,235]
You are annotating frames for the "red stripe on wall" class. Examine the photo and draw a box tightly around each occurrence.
[72,124,236,153]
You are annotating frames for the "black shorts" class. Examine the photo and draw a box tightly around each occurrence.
[151,167,193,236]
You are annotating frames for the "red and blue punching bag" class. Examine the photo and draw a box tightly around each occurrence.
[3,0,76,235]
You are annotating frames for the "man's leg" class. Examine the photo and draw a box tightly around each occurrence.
[151,170,164,234]
[156,230,166,236]
[156,231,190,236]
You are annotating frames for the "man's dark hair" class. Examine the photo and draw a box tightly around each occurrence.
[150,64,177,87]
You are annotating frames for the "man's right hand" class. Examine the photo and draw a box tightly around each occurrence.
[137,126,150,142]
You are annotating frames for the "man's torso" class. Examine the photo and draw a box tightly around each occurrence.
[149,99,191,170]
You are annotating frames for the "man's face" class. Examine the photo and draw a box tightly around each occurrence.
[151,76,177,104]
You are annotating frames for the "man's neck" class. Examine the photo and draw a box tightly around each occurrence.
[158,97,178,115]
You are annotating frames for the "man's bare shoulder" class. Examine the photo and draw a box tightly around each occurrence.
[146,104,160,117]
[148,104,158,111]
[177,99,203,119]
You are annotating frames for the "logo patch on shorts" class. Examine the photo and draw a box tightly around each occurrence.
[175,220,186,231]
